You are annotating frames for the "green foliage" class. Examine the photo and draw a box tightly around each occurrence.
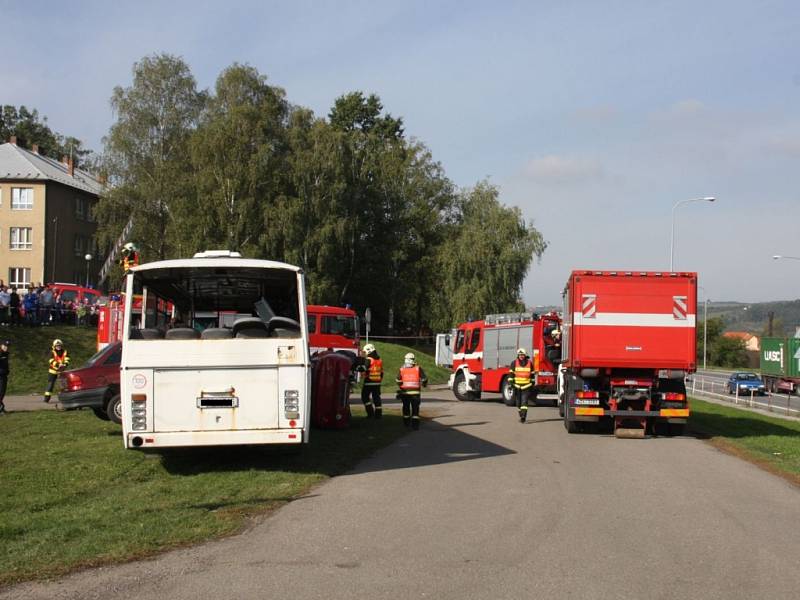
[95,57,547,334]
[431,182,547,330]
[712,336,749,368]
[363,341,451,391]
[0,408,407,585]
[697,316,749,368]
[97,53,206,273]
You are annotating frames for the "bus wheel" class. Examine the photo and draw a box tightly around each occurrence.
[453,372,471,402]
[106,394,122,424]
[501,376,515,406]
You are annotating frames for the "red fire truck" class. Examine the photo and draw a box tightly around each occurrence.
[448,311,562,404]
[558,270,696,438]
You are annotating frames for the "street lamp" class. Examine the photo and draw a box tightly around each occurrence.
[670,197,716,271]
[84,254,93,287]
[773,255,800,261]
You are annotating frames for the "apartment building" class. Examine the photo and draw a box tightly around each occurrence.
[0,137,104,290]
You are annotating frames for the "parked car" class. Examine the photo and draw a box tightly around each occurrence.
[726,372,766,396]
[58,341,122,423]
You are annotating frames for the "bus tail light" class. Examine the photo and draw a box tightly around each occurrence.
[284,390,300,419]
[131,394,147,431]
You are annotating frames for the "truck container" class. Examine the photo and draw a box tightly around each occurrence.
[760,336,800,394]
[447,311,562,405]
[559,270,696,438]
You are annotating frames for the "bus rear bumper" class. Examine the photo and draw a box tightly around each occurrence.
[126,428,306,449]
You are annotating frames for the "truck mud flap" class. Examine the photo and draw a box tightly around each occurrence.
[614,419,646,439]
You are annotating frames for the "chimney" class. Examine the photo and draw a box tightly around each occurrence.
[9,135,17,145]
[67,157,75,177]
[32,144,39,154]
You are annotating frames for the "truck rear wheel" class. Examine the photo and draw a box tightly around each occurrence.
[501,376,515,406]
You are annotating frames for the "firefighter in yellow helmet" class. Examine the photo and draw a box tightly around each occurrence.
[396,352,428,429]
[509,347,533,422]
[358,343,383,418]
[43,338,70,403]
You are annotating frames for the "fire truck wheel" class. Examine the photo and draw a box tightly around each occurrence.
[453,372,471,402]
[501,377,515,406]
[668,423,686,436]
[564,413,581,433]
[106,394,122,425]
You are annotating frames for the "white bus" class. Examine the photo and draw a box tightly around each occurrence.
[120,251,310,449]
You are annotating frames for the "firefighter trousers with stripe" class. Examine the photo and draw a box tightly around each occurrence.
[361,384,382,418]
[514,386,532,411]
[398,392,421,429]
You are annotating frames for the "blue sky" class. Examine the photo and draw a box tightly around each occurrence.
[3,0,799,307]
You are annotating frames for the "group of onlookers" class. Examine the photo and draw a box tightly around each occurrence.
[0,281,97,327]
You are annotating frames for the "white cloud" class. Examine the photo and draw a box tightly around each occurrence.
[523,155,605,185]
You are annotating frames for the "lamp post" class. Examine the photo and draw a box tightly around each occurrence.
[670,197,716,271]
[84,254,93,287]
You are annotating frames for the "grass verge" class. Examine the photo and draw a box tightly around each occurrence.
[0,406,407,586]
[365,341,451,392]
[689,397,800,483]
[3,325,98,395]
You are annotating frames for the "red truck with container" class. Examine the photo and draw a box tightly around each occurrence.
[558,270,696,438]
[448,311,562,405]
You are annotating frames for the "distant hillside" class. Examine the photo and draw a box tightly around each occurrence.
[705,299,800,336]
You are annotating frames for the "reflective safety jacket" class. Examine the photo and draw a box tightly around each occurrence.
[48,348,70,375]
[122,252,139,273]
[396,365,428,395]
[509,357,533,389]
[365,356,383,385]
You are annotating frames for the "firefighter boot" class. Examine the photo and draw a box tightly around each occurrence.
[374,407,382,419]
[519,406,527,423]
[43,394,51,403]
[364,402,375,418]
[411,416,420,430]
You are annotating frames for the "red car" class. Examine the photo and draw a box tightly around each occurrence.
[58,341,122,423]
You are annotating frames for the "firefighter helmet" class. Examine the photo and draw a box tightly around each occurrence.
[552,329,561,338]
[363,343,376,355]
[121,242,139,256]
[404,352,416,365]
[517,347,527,356]
[52,339,63,348]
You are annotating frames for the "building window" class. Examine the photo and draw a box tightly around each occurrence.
[75,197,87,220]
[11,187,33,210]
[73,234,88,257]
[10,227,32,250]
[9,267,31,288]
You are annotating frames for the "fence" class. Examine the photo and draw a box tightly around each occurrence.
[689,374,800,418]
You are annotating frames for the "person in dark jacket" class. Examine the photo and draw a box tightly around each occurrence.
[9,289,20,326]
[0,340,9,414]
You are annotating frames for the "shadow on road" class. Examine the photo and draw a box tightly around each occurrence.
[156,414,515,477]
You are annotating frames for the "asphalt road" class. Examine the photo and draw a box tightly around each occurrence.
[691,369,800,416]
[6,393,800,599]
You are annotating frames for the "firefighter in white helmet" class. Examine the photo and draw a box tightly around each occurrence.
[509,347,533,422]
[358,343,383,418]
[396,352,428,429]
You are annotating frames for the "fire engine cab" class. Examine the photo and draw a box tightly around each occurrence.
[448,311,562,405]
